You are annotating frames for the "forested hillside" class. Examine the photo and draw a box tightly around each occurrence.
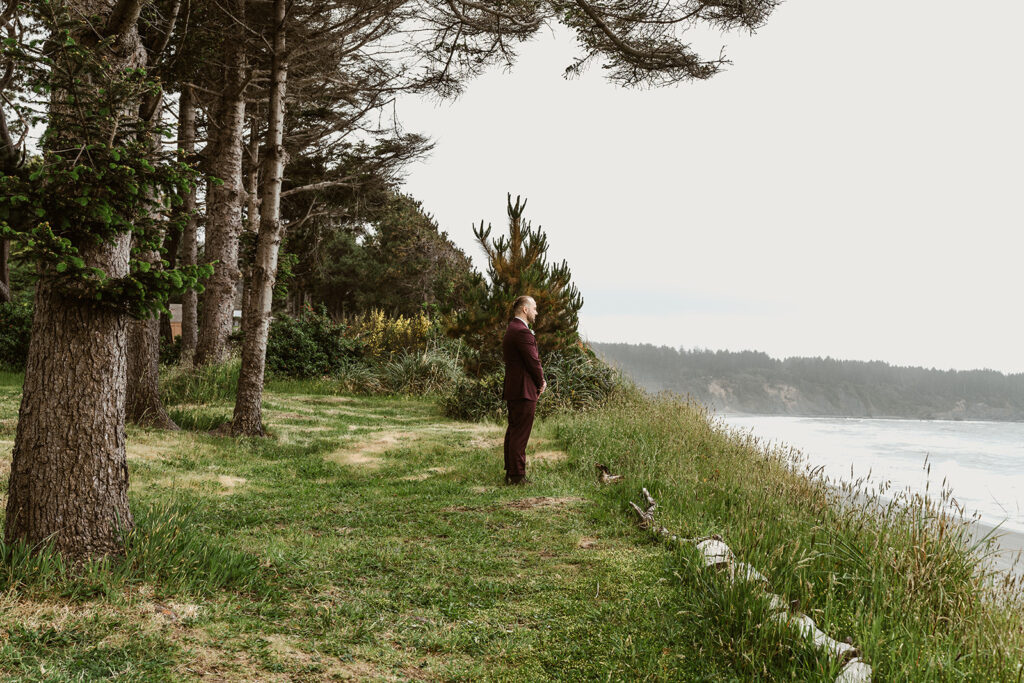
[592,343,1024,421]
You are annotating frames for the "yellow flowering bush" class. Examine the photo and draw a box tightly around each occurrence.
[348,310,435,358]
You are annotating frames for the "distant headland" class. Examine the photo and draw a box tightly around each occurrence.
[592,343,1024,422]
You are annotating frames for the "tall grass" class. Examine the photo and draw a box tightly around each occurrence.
[0,370,24,387]
[122,501,264,594]
[555,394,1024,680]
[335,360,387,394]
[160,358,240,406]
[383,348,462,395]
[0,501,263,598]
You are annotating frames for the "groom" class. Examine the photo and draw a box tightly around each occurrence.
[503,295,546,485]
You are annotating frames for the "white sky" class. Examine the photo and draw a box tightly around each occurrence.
[396,1,1024,374]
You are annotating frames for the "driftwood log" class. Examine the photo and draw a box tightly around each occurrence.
[595,464,624,484]
[611,479,872,683]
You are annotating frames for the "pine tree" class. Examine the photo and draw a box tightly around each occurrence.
[0,0,203,558]
[453,194,583,373]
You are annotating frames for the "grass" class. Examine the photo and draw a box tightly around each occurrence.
[554,396,1024,681]
[161,359,241,405]
[0,379,1021,680]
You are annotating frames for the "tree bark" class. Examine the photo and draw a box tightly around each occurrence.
[194,22,247,367]
[245,117,260,231]
[159,222,183,346]
[127,313,178,429]
[1,93,16,304]
[178,86,199,366]
[5,237,134,558]
[232,0,287,436]
[126,245,178,430]
[0,239,10,303]
[239,116,260,334]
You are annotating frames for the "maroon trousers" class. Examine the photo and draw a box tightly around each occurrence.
[504,399,537,478]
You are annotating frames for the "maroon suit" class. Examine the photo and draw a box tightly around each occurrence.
[503,317,544,479]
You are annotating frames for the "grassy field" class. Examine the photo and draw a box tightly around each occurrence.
[0,375,1021,681]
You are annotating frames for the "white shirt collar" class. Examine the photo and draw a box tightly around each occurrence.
[514,316,534,334]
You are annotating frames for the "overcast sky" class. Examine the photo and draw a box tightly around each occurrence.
[396,1,1024,374]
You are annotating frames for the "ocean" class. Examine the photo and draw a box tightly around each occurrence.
[718,414,1024,534]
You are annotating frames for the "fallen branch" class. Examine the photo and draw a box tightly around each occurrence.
[626,486,722,546]
[595,463,624,484]
[602,476,872,683]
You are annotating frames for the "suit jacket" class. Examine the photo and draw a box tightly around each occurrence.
[503,318,544,401]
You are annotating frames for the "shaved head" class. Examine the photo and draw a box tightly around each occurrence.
[511,296,538,325]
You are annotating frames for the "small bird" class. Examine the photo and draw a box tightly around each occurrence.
[595,463,624,484]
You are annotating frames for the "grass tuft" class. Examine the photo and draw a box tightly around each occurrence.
[0,501,263,600]
[122,500,265,594]
[0,538,68,592]
[0,370,24,388]
[166,405,232,432]
[160,358,240,406]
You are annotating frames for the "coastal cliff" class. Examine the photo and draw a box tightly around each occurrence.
[592,343,1024,421]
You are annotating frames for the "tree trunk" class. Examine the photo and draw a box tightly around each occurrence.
[232,0,287,436]
[4,0,146,559]
[1,52,19,305]
[159,219,183,346]
[0,240,10,303]
[245,117,260,231]
[178,86,199,366]
[127,314,178,429]
[159,311,173,345]
[194,24,246,367]
[126,247,178,431]
[286,284,308,316]
[5,237,134,558]
[238,116,260,339]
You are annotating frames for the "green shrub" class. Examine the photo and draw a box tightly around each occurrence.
[266,309,361,378]
[349,309,436,359]
[384,348,463,395]
[0,301,33,370]
[537,347,630,417]
[441,346,629,421]
[440,371,505,422]
[264,309,463,394]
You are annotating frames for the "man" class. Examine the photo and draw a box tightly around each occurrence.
[502,295,546,485]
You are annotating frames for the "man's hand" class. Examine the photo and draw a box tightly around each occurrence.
[540,380,547,394]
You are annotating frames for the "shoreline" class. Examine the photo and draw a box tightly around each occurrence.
[716,411,1024,577]
[969,520,1024,577]
[820,485,1024,579]
[717,410,1024,426]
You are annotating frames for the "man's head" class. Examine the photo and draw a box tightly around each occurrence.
[512,295,537,325]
